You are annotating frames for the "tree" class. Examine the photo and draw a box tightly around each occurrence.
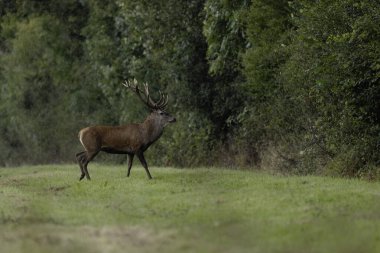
[282,0,380,175]
[0,15,78,163]
[239,0,297,169]
[203,0,250,136]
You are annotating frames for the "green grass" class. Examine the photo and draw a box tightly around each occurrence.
[0,164,380,253]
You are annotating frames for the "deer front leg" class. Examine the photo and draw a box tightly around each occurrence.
[127,154,134,177]
[137,152,152,179]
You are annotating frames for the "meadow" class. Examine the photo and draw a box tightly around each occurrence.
[0,164,379,253]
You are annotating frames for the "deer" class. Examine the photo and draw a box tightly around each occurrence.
[75,79,176,181]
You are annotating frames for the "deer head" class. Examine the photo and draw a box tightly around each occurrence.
[123,79,176,127]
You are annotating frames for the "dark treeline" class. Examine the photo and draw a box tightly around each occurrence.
[0,0,379,178]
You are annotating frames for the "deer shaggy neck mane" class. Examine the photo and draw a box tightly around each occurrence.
[142,113,165,144]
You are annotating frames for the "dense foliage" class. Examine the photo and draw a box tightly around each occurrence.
[0,0,379,178]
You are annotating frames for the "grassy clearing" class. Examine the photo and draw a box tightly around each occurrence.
[0,164,379,253]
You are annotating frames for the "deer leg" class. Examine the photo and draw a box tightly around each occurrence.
[137,152,152,179]
[76,151,86,181]
[79,154,88,181]
[79,154,87,164]
[127,154,134,177]
[76,151,85,158]
[83,151,99,181]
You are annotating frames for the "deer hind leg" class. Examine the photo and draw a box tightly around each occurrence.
[137,152,152,179]
[83,151,99,180]
[76,151,86,181]
[127,154,134,177]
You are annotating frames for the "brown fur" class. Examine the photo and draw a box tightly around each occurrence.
[76,110,176,180]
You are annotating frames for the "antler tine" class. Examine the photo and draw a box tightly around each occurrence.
[123,79,169,110]
[143,82,149,96]
[123,79,138,92]
[155,91,165,107]
[143,82,158,109]
[161,93,169,109]
[156,91,168,109]
[123,79,151,107]
[122,80,130,89]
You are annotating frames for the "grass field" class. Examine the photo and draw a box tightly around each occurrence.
[0,164,379,253]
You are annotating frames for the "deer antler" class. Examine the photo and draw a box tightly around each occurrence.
[123,79,168,110]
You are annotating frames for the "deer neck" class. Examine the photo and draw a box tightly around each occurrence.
[142,117,164,145]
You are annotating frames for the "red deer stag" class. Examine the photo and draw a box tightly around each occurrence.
[75,79,176,180]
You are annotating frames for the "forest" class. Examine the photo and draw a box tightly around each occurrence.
[0,0,379,178]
